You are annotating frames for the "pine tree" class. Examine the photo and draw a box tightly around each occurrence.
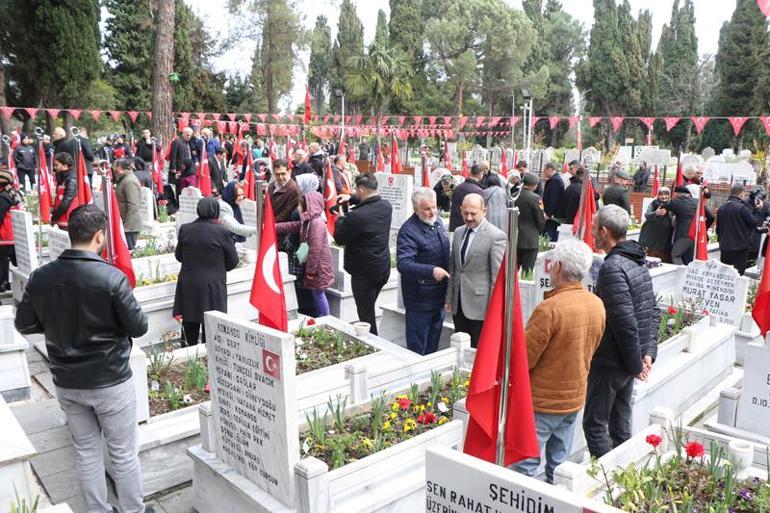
[308,16,332,115]
[331,0,364,113]
[388,0,424,113]
[375,10,389,47]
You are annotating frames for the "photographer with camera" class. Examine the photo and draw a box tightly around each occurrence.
[639,187,674,263]
[716,183,763,275]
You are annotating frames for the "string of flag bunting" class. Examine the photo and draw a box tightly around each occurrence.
[3,107,770,138]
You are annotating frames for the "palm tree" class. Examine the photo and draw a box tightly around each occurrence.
[345,42,413,148]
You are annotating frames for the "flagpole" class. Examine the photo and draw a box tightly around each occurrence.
[255,178,264,249]
[496,189,521,466]
[102,169,115,264]
[34,127,45,256]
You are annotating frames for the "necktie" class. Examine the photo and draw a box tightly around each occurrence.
[461,228,473,266]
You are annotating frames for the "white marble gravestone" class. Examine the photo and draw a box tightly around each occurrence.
[175,187,203,231]
[425,447,621,513]
[139,187,154,226]
[240,198,258,250]
[736,340,770,438]
[10,210,38,274]
[375,172,413,247]
[679,259,748,326]
[203,311,298,507]
[47,227,71,261]
[93,189,105,213]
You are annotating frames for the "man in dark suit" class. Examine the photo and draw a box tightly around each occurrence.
[716,183,761,274]
[448,164,484,231]
[541,162,564,241]
[209,147,228,195]
[516,173,546,272]
[445,193,506,347]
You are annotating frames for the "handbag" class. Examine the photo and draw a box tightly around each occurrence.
[296,222,310,264]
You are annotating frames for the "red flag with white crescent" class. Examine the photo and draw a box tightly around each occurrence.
[103,181,136,287]
[197,141,212,196]
[250,193,288,332]
[499,149,508,178]
[324,158,338,237]
[461,152,470,178]
[76,149,92,205]
[152,144,164,192]
[37,142,52,223]
[391,135,402,174]
[243,150,256,201]
[688,190,709,261]
[758,0,770,16]
[376,142,386,172]
[443,141,452,170]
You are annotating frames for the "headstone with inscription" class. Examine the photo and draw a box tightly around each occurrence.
[47,227,71,262]
[678,259,748,326]
[10,210,38,274]
[139,187,154,226]
[375,172,414,246]
[736,340,770,438]
[424,447,621,513]
[175,187,203,232]
[203,310,298,507]
[240,199,257,250]
[92,188,105,213]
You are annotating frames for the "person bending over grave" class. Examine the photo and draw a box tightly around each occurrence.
[332,173,392,335]
[396,187,451,355]
[514,239,605,483]
[445,193,506,348]
[583,205,660,458]
[173,197,239,346]
[15,205,154,513]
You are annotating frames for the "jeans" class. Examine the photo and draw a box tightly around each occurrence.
[405,307,445,355]
[310,288,330,316]
[55,379,145,513]
[351,269,390,335]
[512,411,579,483]
[583,365,634,458]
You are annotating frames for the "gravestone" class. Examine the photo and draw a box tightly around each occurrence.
[375,172,414,246]
[10,211,38,274]
[564,149,580,165]
[203,311,298,507]
[736,341,770,437]
[678,259,748,326]
[425,447,620,513]
[93,189,105,213]
[638,148,671,167]
[583,148,602,169]
[680,154,702,172]
[139,187,154,226]
[175,187,203,232]
[47,227,71,261]
[701,147,715,160]
[533,250,604,300]
[240,199,258,250]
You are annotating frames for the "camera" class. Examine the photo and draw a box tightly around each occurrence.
[750,188,766,208]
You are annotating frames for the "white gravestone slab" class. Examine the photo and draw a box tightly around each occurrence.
[240,199,258,250]
[736,341,770,437]
[10,210,38,274]
[47,227,71,261]
[534,250,604,300]
[139,187,154,226]
[175,187,203,231]
[203,311,298,507]
[564,149,580,165]
[679,259,748,326]
[425,447,621,513]
[375,172,414,230]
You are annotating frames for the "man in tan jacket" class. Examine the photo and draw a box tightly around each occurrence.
[513,239,606,483]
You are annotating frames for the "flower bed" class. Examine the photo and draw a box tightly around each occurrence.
[146,346,209,417]
[657,303,706,344]
[295,322,376,374]
[301,368,467,469]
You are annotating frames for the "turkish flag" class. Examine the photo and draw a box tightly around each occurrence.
[37,142,52,223]
[76,148,93,205]
[249,193,288,332]
[304,87,312,125]
[103,180,136,287]
[323,158,338,237]
[443,141,452,170]
[499,149,508,178]
[729,117,749,136]
[243,150,256,201]
[663,117,681,132]
[338,135,346,157]
[269,138,278,163]
[152,144,164,192]
[652,165,660,197]
[688,191,708,260]
[464,260,539,466]
[286,137,294,170]
[675,159,685,187]
[461,152,470,178]
[391,135,402,174]
[376,142,386,172]
[691,116,710,135]
[752,247,770,336]
[759,0,770,17]
[197,141,212,196]
[572,176,597,251]
[639,117,656,131]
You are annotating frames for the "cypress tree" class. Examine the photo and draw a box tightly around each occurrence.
[331,0,364,113]
[388,0,424,113]
[375,10,389,47]
[308,16,332,115]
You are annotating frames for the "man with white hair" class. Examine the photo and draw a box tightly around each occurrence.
[583,204,659,458]
[514,239,606,483]
[396,187,451,355]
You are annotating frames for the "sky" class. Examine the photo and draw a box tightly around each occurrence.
[185,0,738,112]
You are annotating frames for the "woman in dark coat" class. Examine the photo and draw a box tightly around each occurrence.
[173,197,239,345]
[276,190,334,316]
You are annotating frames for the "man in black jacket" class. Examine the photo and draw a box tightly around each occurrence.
[668,186,714,265]
[583,204,660,458]
[209,147,228,195]
[448,164,484,231]
[12,133,37,192]
[541,162,563,241]
[167,128,193,212]
[603,170,632,214]
[562,168,599,224]
[717,184,762,275]
[51,127,76,159]
[15,205,153,513]
[135,128,155,167]
[515,173,546,272]
[333,174,393,335]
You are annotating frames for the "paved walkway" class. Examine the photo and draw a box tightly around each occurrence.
[10,340,196,513]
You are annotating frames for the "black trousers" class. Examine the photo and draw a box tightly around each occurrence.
[17,168,35,191]
[583,365,634,458]
[543,220,559,242]
[0,245,16,288]
[721,249,748,275]
[452,295,483,348]
[351,269,390,335]
[517,248,538,274]
[125,232,138,251]
[183,321,206,346]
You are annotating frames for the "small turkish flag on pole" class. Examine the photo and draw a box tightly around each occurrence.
[36,141,52,224]
[197,141,213,196]
[391,135,402,174]
[688,190,709,261]
[752,246,770,336]
[76,144,93,205]
[572,175,597,251]
[651,165,660,197]
[323,158,338,237]
[249,193,288,332]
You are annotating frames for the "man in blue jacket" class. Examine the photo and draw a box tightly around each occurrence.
[396,187,450,355]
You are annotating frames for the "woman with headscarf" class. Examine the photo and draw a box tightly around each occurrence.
[275,188,334,316]
[173,197,239,345]
[218,181,257,243]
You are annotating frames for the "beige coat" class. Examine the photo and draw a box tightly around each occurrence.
[114,171,144,233]
[525,282,606,414]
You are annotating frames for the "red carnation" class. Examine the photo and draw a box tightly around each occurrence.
[306,318,316,326]
[685,441,705,459]
[645,434,662,448]
[667,306,678,315]
[396,397,412,410]
[204,383,211,394]
[417,411,437,425]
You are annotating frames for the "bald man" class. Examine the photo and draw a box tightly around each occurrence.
[52,126,76,159]
[445,193,507,347]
